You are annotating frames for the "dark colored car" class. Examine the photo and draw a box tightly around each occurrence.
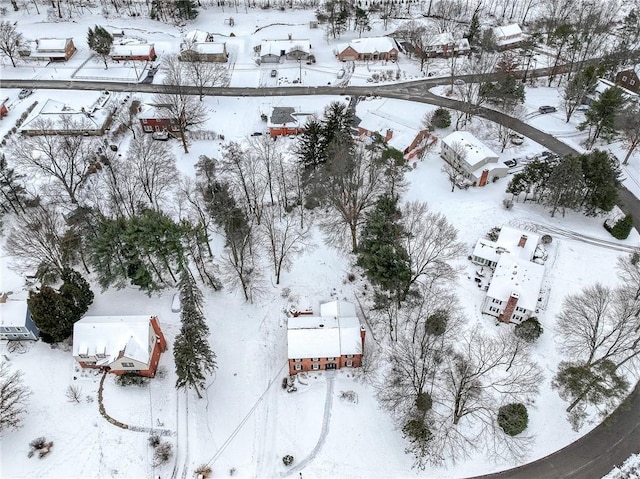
[538,105,557,114]
[504,159,518,168]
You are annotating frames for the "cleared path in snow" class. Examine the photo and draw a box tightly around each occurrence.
[282,373,335,477]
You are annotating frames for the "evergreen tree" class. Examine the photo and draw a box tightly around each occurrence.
[580,150,621,215]
[27,269,93,343]
[296,118,327,175]
[480,52,525,110]
[610,214,634,240]
[430,107,451,129]
[357,195,411,306]
[174,0,198,20]
[514,317,543,343]
[497,403,529,436]
[173,269,216,399]
[87,25,113,69]
[354,7,371,37]
[467,9,481,45]
[579,86,627,149]
[543,155,585,217]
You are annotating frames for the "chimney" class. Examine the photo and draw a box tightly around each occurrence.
[478,169,489,187]
[360,326,366,352]
[288,33,292,40]
[150,316,167,352]
[499,293,519,323]
[518,235,528,248]
[385,129,393,141]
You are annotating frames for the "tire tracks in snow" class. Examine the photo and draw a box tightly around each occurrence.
[170,389,189,479]
[281,373,335,477]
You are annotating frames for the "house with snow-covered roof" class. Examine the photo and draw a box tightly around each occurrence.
[492,24,524,49]
[0,294,40,341]
[259,39,311,63]
[472,227,541,268]
[615,66,640,94]
[287,300,365,375]
[20,92,115,136]
[424,32,470,57]
[482,255,545,323]
[111,43,157,61]
[441,131,508,186]
[24,37,76,61]
[357,104,433,160]
[267,106,314,137]
[72,315,167,377]
[337,37,399,62]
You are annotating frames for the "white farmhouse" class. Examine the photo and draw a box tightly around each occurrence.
[472,227,541,267]
[441,131,508,186]
[482,255,545,323]
[492,24,524,49]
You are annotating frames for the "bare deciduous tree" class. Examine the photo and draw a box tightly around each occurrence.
[322,144,387,252]
[65,385,82,403]
[0,362,31,432]
[11,119,99,204]
[0,21,24,67]
[154,54,208,153]
[181,47,230,101]
[261,208,308,285]
[127,130,178,210]
[401,201,465,293]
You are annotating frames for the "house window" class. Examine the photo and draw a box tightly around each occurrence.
[96,353,106,359]
[346,360,353,367]
[631,80,636,85]
[327,357,335,361]
[294,365,302,371]
[622,76,628,81]
[312,364,320,370]
[311,358,319,362]
[293,358,302,363]
[79,353,88,359]
[121,362,135,368]
[346,354,354,358]
[142,118,148,124]
[143,125,152,132]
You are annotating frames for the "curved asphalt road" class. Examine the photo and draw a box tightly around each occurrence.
[2,74,640,478]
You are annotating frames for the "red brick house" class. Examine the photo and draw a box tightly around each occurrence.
[267,106,313,138]
[287,300,365,376]
[337,37,399,62]
[27,38,76,61]
[615,67,640,94]
[139,104,181,134]
[73,315,167,377]
[111,43,157,61]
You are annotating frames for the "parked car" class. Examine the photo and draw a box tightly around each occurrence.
[538,105,557,114]
[453,79,466,86]
[250,132,263,136]
[337,69,346,79]
[510,133,524,145]
[18,89,33,99]
[504,159,518,168]
[270,69,277,78]
[152,131,170,141]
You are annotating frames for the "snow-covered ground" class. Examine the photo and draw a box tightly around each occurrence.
[2,5,640,479]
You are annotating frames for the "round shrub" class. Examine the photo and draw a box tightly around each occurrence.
[282,455,294,466]
[430,107,451,129]
[497,403,528,436]
[415,391,433,412]
[514,317,543,343]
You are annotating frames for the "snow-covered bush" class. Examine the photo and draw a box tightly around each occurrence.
[282,455,294,466]
[194,463,212,478]
[153,441,173,465]
[116,373,148,387]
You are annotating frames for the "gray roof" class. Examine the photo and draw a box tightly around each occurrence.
[270,106,296,125]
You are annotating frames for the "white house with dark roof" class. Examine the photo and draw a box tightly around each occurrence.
[441,131,508,186]
[73,315,167,377]
[0,294,40,341]
[287,300,365,375]
[425,32,470,57]
[267,106,314,137]
[472,227,541,268]
[337,37,399,61]
[492,24,524,49]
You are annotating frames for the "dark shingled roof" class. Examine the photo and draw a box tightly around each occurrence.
[270,106,296,125]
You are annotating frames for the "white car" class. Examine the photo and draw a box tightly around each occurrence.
[18,89,33,99]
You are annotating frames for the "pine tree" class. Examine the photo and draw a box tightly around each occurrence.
[466,8,481,45]
[579,86,627,149]
[543,155,585,217]
[87,25,113,69]
[175,0,198,20]
[580,150,621,215]
[27,269,93,343]
[611,214,633,240]
[497,403,529,436]
[354,7,371,37]
[174,268,216,399]
[430,107,451,129]
[357,195,411,306]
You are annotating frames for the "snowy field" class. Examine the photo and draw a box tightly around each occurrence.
[1,4,640,479]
